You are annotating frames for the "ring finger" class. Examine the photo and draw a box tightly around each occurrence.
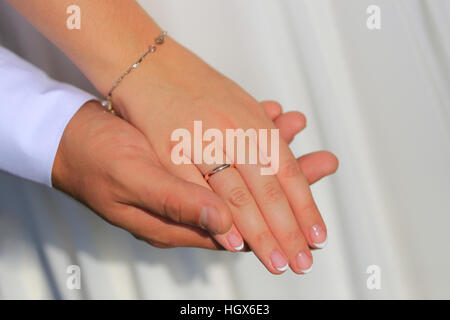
[197,158,290,274]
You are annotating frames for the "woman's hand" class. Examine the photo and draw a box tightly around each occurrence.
[104,36,330,273]
[53,100,338,260]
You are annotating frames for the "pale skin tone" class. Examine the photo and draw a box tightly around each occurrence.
[9,0,338,274]
[54,100,338,252]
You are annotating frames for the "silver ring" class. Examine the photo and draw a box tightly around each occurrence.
[203,163,235,182]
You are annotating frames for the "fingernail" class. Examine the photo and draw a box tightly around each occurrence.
[297,252,313,274]
[271,250,288,272]
[310,224,327,248]
[200,206,222,234]
[227,232,244,251]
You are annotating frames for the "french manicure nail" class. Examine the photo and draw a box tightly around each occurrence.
[297,252,313,274]
[271,250,288,272]
[200,206,222,234]
[310,224,327,248]
[227,232,244,251]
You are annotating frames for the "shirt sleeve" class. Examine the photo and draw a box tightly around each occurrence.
[0,46,97,187]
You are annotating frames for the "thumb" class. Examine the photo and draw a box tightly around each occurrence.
[125,165,233,234]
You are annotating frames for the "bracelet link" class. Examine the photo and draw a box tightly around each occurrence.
[155,31,167,45]
[101,31,167,115]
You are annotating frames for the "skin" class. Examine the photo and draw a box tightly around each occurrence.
[53,100,338,262]
[10,0,339,274]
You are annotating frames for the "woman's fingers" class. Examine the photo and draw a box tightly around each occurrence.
[197,132,315,273]
[120,162,233,235]
[262,101,331,249]
[276,140,328,249]
[203,163,290,274]
[235,162,314,274]
[125,151,337,251]
[195,154,290,273]
[155,149,338,253]
[119,97,337,255]
[160,159,246,253]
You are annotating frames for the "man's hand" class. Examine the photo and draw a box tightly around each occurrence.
[52,100,338,252]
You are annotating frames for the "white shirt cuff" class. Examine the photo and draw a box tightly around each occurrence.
[0,46,97,186]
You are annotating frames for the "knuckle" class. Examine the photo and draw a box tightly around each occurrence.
[228,186,252,208]
[254,230,273,247]
[267,100,282,111]
[139,230,176,249]
[143,232,176,249]
[132,233,144,241]
[248,101,267,117]
[298,112,307,127]
[147,239,174,249]
[298,201,316,215]
[281,230,303,244]
[280,160,301,178]
[262,180,284,203]
[162,193,183,224]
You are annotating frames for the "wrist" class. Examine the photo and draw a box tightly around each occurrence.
[52,100,103,192]
[81,22,165,99]
[110,37,222,122]
[110,35,181,118]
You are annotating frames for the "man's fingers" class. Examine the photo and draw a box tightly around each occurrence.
[262,101,337,184]
[274,111,306,144]
[261,101,306,143]
[121,102,336,250]
[161,159,247,253]
[121,163,233,235]
[117,206,222,250]
[127,151,337,251]
[297,151,339,185]
[261,100,282,120]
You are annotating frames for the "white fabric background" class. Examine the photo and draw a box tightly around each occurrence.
[0,0,449,299]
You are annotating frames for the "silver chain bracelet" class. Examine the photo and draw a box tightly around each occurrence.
[101,31,167,115]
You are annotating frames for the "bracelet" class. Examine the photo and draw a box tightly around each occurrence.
[101,31,167,115]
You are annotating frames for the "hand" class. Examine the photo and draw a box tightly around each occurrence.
[7,0,337,274]
[53,99,338,270]
[111,37,333,273]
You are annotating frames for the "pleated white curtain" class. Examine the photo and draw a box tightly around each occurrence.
[0,0,449,299]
